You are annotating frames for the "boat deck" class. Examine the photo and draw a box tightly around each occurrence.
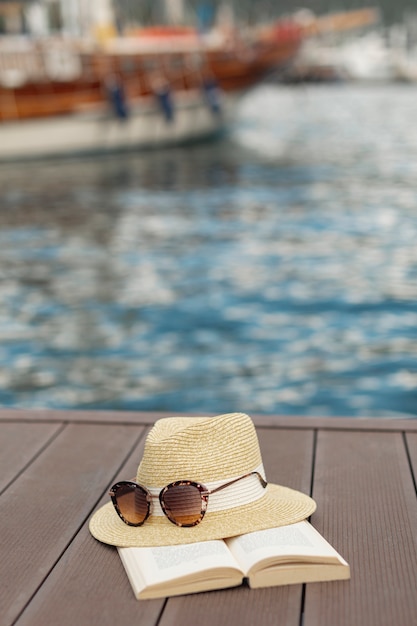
[1,409,417,626]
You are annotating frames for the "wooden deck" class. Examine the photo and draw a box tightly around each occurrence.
[1,408,417,626]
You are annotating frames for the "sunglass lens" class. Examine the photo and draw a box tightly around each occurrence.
[113,483,149,526]
[161,482,204,527]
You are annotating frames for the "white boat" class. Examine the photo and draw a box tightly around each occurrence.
[0,85,237,160]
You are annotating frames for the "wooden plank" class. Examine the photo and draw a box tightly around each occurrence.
[253,415,417,432]
[0,422,145,626]
[16,427,165,626]
[159,427,315,626]
[0,408,167,426]
[0,422,62,493]
[161,585,302,626]
[406,433,417,492]
[18,526,165,626]
[304,430,417,626]
[256,427,315,493]
[1,408,417,432]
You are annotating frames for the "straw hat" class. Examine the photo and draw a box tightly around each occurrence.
[89,412,316,547]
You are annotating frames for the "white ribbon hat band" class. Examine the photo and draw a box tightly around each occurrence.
[148,463,266,516]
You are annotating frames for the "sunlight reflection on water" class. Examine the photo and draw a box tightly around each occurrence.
[0,83,416,417]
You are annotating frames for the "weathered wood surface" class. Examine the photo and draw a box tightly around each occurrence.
[3,406,417,431]
[0,409,416,626]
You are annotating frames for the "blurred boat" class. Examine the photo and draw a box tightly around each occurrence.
[300,8,380,38]
[280,7,383,83]
[291,28,417,84]
[0,20,302,160]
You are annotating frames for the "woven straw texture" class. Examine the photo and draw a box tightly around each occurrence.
[89,413,316,547]
[137,413,261,485]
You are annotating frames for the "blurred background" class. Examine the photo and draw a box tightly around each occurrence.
[0,0,416,418]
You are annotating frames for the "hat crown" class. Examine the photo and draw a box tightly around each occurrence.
[136,413,262,487]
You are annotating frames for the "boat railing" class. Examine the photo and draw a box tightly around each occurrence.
[0,34,220,124]
[0,37,86,87]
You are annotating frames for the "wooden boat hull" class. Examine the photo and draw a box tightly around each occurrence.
[0,90,236,160]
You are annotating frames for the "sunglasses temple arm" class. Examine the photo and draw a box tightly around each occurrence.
[207,471,267,495]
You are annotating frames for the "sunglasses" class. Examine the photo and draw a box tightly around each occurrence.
[109,471,267,528]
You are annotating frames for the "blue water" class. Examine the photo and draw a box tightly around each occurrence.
[0,83,416,417]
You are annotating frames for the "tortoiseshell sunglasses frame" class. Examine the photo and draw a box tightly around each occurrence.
[109,470,267,527]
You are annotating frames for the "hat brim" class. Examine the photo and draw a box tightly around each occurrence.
[89,484,316,547]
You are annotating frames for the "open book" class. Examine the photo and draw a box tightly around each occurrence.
[118,520,350,600]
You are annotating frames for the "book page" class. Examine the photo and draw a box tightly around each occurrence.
[118,539,242,589]
[226,521,347,575]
